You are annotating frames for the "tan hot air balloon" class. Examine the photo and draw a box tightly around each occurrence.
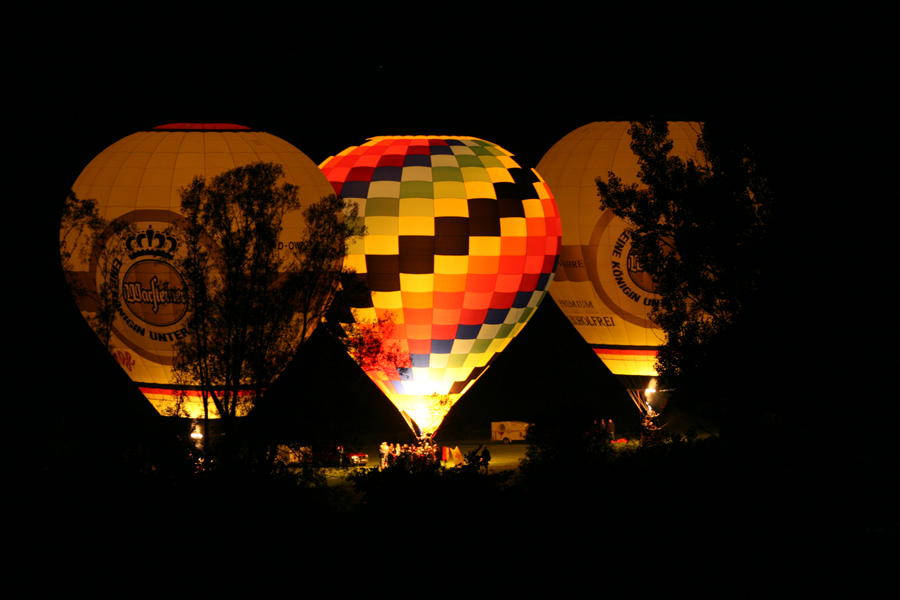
[61,123,337,418]
[537,122,702,415]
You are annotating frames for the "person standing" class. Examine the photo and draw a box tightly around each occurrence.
[480,445,491,473]
[607,419,615,442]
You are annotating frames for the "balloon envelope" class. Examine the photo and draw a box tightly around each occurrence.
[320,136,561,435]
[536,122,701,414]
[61,123,336,418]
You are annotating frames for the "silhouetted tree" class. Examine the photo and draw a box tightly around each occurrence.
[596,121,776,427]
[172,162,363,460]
[339,310,410,381]
[60,190,104,283]
[60,189,135,351]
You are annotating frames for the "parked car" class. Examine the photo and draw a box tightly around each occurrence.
[338,446,369,466]
[276,444,369,467]
[313,445,369,467]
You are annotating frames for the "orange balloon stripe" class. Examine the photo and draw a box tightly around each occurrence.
[593,348,658,357]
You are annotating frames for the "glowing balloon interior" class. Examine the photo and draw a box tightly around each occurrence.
[321,136,561,436]
[536,122,701,415]
[61,124,336,418]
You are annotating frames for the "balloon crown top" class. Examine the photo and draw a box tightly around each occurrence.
[153,123,251,131]
[125,225,179,260]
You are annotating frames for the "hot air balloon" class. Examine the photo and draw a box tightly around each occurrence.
[536,122,701,416]
[60,123,336,418]
[320,136,561,437]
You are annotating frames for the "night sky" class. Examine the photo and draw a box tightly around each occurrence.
[16,7,885,445]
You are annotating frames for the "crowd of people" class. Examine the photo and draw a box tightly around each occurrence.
[378,440,441,469]
[377,440,493,472]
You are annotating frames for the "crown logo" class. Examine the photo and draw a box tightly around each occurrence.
[125,225,179,260]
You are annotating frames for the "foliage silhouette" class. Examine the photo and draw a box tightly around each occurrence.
[172,162,363,463]
[337,310,410,382]
[60,189,136,351]
[596,121,776,427]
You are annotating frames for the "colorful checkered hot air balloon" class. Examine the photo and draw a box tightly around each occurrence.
[61,124,337,418]
[537,122,701,416]
[320,136,561,436]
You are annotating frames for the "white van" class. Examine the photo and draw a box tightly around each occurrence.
[491,421,530,444]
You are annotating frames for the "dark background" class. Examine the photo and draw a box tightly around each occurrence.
[12,6,888,452]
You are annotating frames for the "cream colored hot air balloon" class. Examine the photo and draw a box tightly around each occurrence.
[320,136,561,436]
[537,122,701,415]
[61,123,336,418]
